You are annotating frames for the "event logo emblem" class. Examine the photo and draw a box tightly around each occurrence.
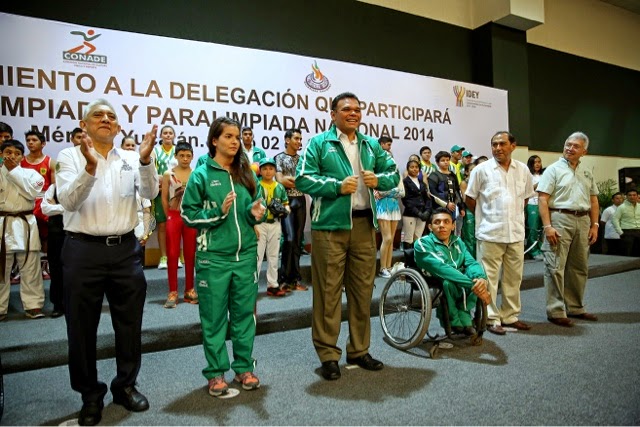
[304,61,331,92]
[453,85,465,107]
[63,29,108,65]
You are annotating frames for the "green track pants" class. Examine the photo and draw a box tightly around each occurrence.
[196,253,258,379]
[436,279,478,328]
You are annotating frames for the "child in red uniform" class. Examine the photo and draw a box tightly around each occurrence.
[20,130,54,280]
[161,142,197,308]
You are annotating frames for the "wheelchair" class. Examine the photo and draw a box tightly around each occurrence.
[379,247,488,358]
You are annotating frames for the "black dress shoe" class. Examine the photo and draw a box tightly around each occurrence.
[320,360,341,380]
[50,308,64,318]
[79,401,103,426]
[112,386,149,412]
[346,353,384,371]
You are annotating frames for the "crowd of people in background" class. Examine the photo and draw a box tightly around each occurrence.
[2,90,639,424]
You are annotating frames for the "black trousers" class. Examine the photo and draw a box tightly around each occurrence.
[279,196,306,284]
[63,235,146,403]
[605,238,624,256]
[47,228,65,311]
[621,229,640,257]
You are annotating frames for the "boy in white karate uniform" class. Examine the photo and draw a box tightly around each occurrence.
[0,139,45,320]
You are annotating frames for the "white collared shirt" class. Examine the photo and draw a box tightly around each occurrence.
[243,146,255,163]
[601,204,620,239]
[56,145,159,236]
[336,128,370,210]
[465,157,535,243]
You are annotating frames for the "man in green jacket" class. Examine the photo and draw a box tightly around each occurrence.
[414,208,491,336]
[296,92,399,381]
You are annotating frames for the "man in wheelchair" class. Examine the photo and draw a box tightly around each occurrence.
[413,208,491,336]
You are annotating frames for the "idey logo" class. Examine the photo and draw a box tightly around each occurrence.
[63,29,108,66]
[453,85,465,107]
[304,61,331,92]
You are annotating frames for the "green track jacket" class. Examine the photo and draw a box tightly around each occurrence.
[414,232,487,289]
[181,157,265,260]
[295,125,399,230]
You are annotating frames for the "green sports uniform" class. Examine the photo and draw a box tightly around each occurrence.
[181,156,265,379]
[414,232,487,328]
[461,210,477,259]
[152,145,175,222]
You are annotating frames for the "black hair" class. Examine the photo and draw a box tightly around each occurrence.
[1,139,25,155]
[464,162,475,174]
[430,207,453,223]
[435,150,451,163]
[331,92,359,111]
[527,155,544,175]
[473,155,489,165]
[25,130,45,143]
[406,159,420,169]
[0,122,13,136]
[611,192,624,201]
[241,127,252,134]
[378,136,392,144]
[121,136,135,147]
[71,127,83,137]
[175,142,193,154]
[419,146,431,155]
[626,188,638,196]
[207,117,256,197]
[491,131,516,144]
[160,125,175,134]
[284,128,302,140]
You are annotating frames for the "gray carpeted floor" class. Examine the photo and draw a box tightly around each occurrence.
[2,269,640,425]
[2,253,639,375]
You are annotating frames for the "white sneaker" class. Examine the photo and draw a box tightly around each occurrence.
[390,262,405,274]
[178,259,184,268]
[378,268,391,278]
[157,256,168,269]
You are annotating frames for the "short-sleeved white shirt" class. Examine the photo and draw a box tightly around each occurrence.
[465,158,535,243]
[601,205,620,239]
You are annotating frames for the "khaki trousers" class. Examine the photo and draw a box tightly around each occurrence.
[311,217,376,362]
[256,221,282,287]
[477,240,524,325]
[543,212,590,318]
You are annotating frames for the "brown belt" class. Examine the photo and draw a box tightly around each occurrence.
[0,210,34,279]
[549,208,589,217]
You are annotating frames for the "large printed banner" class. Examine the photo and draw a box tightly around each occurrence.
[0,12,508,168]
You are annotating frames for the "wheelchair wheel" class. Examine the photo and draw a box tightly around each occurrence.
[379,268,431,350]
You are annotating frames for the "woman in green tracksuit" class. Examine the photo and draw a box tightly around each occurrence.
[181,117,266,396]
[414,208,491,336]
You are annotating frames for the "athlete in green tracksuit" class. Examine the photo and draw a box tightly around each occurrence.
[181,117,266,394]
[414,208,490,334]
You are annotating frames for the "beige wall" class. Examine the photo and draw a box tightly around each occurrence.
[513,146,640,191]
[357,0,474,27]
[358,0,640,184]
[527,0,640,72]
[358,0,640,71]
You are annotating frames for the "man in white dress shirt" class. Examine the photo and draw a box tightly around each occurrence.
[465,131,535,335]
[56,99,158,426]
